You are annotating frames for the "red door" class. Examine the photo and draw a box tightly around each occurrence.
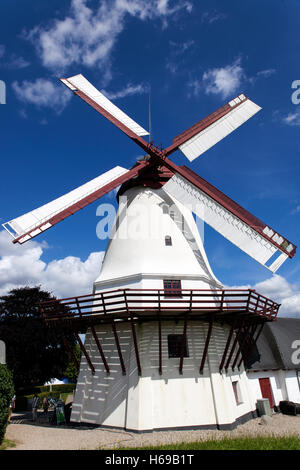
[259,378,274,408]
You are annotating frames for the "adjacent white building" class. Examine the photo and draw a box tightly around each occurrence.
[246,317,300,408]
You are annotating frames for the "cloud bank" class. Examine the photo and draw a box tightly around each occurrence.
[0,231,104,298]
[227,274,300,318]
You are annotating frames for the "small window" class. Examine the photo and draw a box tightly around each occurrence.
[232,381,243,405]
[164,279,182,297]
[168,334,189,358]
[165,235,172,246]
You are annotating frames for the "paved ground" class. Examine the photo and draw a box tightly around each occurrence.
[4,411,300,450]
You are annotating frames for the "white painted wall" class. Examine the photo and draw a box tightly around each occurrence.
[72,321,256,430]
[71,185,258,430]
[94,187,222,293]
[247,370,300,406]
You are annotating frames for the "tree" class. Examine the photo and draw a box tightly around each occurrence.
[63,344,82,383]
[0,364,14,444]
[0,286,77,391]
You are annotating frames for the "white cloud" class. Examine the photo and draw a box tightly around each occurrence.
[169,39,195,55]
[101,82,149,100]
[0,231,104,298]
[256,68,276,78]
[12,78,72,114]
[25,0,192,74]
[291,205,300,215]
[227,274,300,318]
[187,78,201,98]
[5,55,30,69]
[201,9,227,24]
[202,59,245,99]
[282,108,300,127]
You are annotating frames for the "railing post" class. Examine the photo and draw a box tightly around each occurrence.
[179,314,188,375]
[101,293,106,315]
[158,314,162,375]
[75,297,82,318]
[220,290,225,312]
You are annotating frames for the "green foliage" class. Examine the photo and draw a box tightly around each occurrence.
[63,344,81,382]
[18,383,76,396]
[0,286,77,390]
[0,439,16,450]
[0,364,14,444]
[15,383,76,411]
[112,435,300,451]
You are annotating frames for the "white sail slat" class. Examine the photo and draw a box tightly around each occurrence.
[179,98,261,161]
[163,174,288,273]
[3,166,129,243]
[61,74,149,137]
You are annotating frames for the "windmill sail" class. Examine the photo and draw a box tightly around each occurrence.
[3,166,131,244]
[61,74,149,138]
[163,169,295,273]
[166,95,261,161]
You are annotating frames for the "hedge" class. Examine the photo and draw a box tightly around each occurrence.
[15,383,76,411]
[17,383,75,396]
[0,364,15,444]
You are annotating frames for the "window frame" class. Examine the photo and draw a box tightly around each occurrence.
[232,381,243,405]
[163,279,182,298]
[167,334,189,359]
[165,235,172,246]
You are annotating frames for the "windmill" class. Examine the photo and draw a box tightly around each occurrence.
[3,74,296,431]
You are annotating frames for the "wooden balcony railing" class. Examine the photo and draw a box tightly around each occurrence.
[39,288,280,325]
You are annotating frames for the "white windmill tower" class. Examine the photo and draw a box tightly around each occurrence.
[3,75,296,431]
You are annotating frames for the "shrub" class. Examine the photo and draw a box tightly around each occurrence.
[0,364,14,444]
[16,384,76,411]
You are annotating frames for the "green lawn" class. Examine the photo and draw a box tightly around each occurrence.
[113,435,300,451]
[0,439,16,450]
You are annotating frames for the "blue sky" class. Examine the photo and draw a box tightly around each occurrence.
[0,0,300,315]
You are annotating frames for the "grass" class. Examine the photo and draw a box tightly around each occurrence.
[112,435,300,451]
[0,439,16,450]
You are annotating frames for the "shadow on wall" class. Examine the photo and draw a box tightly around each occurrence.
[72,320,237,427]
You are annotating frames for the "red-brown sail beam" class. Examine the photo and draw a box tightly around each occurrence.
[161,158,296,259]
[165,98,250,156]
[11,160,150,245]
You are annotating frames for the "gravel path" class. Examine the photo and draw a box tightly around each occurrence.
[5,412,300,450]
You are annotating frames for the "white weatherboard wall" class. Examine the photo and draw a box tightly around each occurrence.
[71,321,256,430]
